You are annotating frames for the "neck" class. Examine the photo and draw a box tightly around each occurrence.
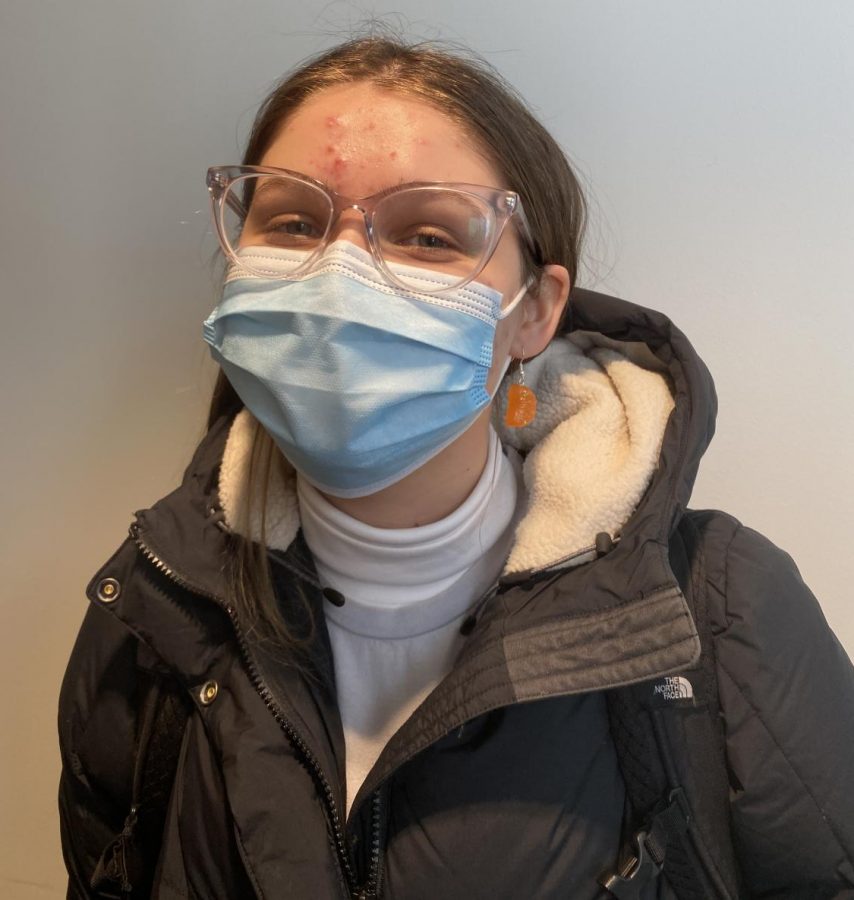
[321,409,492,529]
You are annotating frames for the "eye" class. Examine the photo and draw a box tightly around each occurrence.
[395,226,461,254]
[262,214,325,244]
[278,218,319,237]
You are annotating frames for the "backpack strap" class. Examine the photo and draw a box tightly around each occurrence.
[91,651,191,899]
[601,513,743,899]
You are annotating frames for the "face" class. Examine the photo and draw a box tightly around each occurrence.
[258,82,530,391]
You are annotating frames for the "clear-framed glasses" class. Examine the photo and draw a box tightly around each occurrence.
[206,165,538,294]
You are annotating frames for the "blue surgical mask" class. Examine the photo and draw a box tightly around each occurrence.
[203,241,527,498]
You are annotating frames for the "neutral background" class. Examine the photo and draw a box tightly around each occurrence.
[1,1,852,896]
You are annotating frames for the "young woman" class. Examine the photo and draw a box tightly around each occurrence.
[58,38,854,899]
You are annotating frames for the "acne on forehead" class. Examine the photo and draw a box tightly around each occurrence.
[266,85,500,190]
[305,105,421,180]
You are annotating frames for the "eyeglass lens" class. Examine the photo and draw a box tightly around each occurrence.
[220,174,496,290]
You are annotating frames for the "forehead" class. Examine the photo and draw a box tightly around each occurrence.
[258,82,504,197]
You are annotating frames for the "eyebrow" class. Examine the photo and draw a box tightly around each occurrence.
[251,179,301,198]
[257,167,427,202]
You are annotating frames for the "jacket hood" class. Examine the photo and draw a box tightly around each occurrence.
[567,288,718,539]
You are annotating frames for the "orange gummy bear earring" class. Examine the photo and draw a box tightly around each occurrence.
[504,352,538,428]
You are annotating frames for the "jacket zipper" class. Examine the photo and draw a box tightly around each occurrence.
[129,521,359,898]
[365,789,383,898]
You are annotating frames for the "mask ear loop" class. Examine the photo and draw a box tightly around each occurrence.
[504,348,538,428]
[497,278,535,321]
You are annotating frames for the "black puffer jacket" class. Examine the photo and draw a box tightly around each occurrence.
[59,290,854,899]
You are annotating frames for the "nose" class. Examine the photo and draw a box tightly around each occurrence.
[328,205,371,253]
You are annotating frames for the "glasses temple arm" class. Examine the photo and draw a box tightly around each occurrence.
[224,191,247,219]
[513,202,542,263]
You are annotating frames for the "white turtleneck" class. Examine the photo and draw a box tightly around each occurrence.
[296,426,522,814]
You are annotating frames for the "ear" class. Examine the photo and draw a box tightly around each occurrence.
[510,264,571,358]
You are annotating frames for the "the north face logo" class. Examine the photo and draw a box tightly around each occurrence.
[652,675,694,701]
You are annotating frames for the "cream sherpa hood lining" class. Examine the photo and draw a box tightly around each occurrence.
[217,333,676,577]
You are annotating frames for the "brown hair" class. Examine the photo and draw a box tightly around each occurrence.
[208,36,587,652]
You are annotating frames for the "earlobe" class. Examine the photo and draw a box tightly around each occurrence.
[512,264,571,358]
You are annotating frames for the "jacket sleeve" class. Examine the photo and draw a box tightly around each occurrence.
[58,601,141,899]
[707,517,854,895]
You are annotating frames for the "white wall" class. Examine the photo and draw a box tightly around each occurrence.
[1,2,851,895]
